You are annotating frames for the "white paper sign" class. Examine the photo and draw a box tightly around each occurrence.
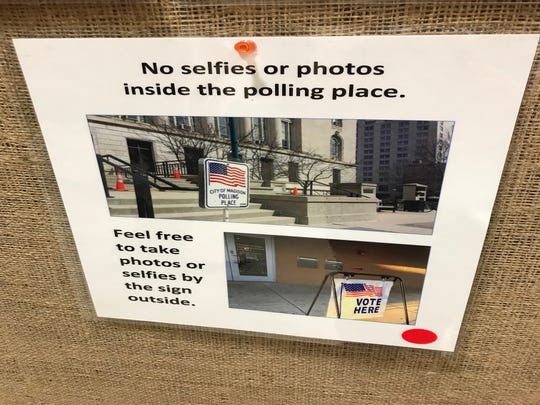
[14,35,538,351]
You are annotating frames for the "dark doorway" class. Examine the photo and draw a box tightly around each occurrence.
[184,147,205,175]
[261,158,274,187]
[127,139,155,172]
[288,162,299,182]
[332,168,341,184]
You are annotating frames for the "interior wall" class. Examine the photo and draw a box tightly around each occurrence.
[274,236,429,287]
[1,1,538,403]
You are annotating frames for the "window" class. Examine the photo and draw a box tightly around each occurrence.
[381,122,391,133]
[281,119,292,149]
[416,140,428,153]
[117,115,150,123]
[250,118,267,144]
[330,134,343,160]
[214,117,231,138]
[169,116,192,129]
[190,117,207,134]
[417,121,430,130]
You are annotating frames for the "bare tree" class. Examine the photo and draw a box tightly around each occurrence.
[151,120,224,164]
[403,138,451,197]
[150,118,349,194]
[235,125,271,180]
[288,151,343,195]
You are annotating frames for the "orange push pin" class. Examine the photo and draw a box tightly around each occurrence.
[234,40,257,55]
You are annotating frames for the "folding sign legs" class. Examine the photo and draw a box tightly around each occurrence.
[306,271,410,325]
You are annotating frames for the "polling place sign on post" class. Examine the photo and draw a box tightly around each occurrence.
[199,158,250,209]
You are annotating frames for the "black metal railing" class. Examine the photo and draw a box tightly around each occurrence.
[96,154,197,219]
[299,179,373,197]
[97,154,193,191]
[154,160,188,178]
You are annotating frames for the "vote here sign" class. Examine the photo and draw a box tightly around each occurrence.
[338,280,394,319]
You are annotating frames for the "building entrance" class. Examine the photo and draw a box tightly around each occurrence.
[225,234,276,281]
[127,139,155,172]
[184,147,204,175]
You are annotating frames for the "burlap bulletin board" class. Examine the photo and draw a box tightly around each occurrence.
[1,1,538,403]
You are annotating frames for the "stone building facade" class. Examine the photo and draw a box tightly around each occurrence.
[88,114,357,193]
[356,119,454,198]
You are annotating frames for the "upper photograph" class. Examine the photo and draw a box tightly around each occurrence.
[88,115,454,235]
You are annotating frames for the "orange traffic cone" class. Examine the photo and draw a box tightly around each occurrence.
[292,187,299,195]
[173,166,181,179]
[115,171,126,191]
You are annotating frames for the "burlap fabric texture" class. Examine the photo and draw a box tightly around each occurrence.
[1,1,538,404]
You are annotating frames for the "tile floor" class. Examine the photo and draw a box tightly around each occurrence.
[227,281,420,325]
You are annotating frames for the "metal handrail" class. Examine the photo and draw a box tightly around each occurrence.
[97,154,193,191]
[300,178,373,197]
[154,159,188,177]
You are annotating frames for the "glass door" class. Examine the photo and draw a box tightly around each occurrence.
[225,234,276,281]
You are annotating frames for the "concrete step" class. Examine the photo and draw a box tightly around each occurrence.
[157,213,296,225]
[106,190,297,224]
[162,178,199,187]
[229,216,296,225]
[105,175,199,190]
[156,207,283,221]
[305,212,378,226]
[110,210,297,225]
[110,202,263,216]
[108,198,198,206]
[108,192,200,205]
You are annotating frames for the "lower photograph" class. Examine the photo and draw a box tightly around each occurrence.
[225,233,430,325]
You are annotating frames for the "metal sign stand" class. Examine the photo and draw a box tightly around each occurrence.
[306,270,410,325]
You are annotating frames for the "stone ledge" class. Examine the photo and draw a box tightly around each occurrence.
[251,194,379,225]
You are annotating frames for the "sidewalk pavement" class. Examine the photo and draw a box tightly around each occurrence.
[109,189,436,234]
[227,281,420,325]
[331,210,436,235]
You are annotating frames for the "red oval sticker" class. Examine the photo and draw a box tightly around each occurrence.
[402,329,438,344]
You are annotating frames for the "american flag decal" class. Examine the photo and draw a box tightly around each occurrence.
[342,283,382,297]
[208,162,246,187]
